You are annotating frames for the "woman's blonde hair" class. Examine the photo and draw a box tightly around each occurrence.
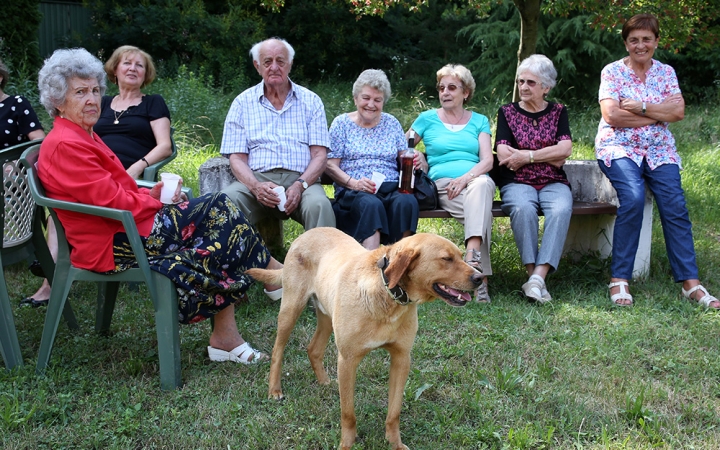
[104,45,157,88]
[436,64,476,103]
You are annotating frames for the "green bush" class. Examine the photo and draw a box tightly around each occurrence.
[84,0,263,92]
[0,0,42,72]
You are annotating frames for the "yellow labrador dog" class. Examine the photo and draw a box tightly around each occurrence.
[247,227,482,450]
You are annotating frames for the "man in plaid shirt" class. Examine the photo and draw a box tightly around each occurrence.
[220,37,335,230]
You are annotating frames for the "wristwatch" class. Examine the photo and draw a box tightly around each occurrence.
[296,178,309,190]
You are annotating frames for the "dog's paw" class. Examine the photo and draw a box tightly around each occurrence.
[268,390,284,401]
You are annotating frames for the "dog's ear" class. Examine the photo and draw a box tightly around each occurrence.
[384,244,419,289]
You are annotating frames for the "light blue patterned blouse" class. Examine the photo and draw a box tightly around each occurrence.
[328,112,407,192]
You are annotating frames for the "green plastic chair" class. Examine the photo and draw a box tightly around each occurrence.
[0,139,57,370]
[21,144,183,390]
[142,127,178,182]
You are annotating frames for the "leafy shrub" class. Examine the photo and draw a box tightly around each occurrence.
[0,0,42,71]
[83,0,263,92]
[149,66,235,146]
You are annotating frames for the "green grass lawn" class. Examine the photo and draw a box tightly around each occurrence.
[2,83,720,449]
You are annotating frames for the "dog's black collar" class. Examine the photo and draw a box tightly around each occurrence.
[377,255,411,306]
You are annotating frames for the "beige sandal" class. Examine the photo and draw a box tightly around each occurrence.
[608,281,633,306]
[682,285,719,309]
[464,248,483,273]
[475,279,491,303]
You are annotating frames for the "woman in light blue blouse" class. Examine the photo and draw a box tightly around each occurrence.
[326,69,419,249]
[408,64,494,302]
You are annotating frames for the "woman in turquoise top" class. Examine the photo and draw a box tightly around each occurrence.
[409,64,495,302]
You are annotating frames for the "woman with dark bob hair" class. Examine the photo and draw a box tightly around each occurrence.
[37,48,283,363]
[596,14,718,308]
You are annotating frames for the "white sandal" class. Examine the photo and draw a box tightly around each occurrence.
[264,287,283,301]
[207,342,268,364]
[522,275,550,304]
[682,285,719,308]
[608,281,633,306]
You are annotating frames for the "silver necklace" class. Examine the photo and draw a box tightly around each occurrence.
[113,108,127,124]
[445,109,465,125]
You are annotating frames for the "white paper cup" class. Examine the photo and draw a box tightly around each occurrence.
[371,172,386,194]
[272,186,287,211]
[160,173,181,204]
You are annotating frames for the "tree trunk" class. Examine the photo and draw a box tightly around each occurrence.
[512,0,542,101]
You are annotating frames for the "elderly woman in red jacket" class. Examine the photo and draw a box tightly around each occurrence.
[36,48,281,364]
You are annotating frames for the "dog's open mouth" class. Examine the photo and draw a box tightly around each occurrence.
[434,283,472,307]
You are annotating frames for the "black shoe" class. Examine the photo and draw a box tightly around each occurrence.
[28,260,45,278]
[19,297,49,308]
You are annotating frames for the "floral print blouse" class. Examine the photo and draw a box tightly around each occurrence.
[328,112,406,194]
[595,58,682,170]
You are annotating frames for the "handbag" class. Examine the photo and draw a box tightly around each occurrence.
[413,169,439,211]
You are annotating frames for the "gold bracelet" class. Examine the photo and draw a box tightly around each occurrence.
[529,151,534,164]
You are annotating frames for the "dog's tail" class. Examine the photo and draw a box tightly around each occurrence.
[245,268,284,286]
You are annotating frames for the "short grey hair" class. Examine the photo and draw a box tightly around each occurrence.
[249,38,295,64]
[38,48,107,117]
[352,69,391,103]
[516,54,557,90]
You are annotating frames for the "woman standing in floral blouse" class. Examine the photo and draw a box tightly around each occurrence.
[595,13,718,308]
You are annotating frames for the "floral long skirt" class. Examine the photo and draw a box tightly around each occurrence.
[109,193,270,324]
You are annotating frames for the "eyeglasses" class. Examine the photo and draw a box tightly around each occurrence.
[516,79,538,87]
[437,83,462,92]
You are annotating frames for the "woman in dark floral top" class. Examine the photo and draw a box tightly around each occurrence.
[495,54,572,304]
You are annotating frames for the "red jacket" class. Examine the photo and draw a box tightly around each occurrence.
[38,117,162,271]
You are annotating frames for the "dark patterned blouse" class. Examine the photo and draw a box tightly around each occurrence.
[494,101,572,189]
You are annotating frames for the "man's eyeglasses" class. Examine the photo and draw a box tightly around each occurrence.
[516,79,538,87]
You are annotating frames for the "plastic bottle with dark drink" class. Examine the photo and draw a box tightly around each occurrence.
[398,137,415,194]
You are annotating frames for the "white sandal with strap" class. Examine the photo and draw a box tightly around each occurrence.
[207,342,268,364]
[682,285,719,308]
[608,281,633,306]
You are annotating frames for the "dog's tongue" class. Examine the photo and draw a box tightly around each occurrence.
[446,286,471,302]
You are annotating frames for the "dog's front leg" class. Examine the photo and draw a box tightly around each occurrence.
[337,352,364,450]
[385,346,411,450]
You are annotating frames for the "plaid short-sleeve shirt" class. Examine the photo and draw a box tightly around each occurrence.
[220,79,330,173]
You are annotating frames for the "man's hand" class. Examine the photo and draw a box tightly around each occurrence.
[283,181,303,214]
[252,182,281,208]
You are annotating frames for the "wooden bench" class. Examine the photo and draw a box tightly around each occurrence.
[420,200,618,219]
[198,159,653,279]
